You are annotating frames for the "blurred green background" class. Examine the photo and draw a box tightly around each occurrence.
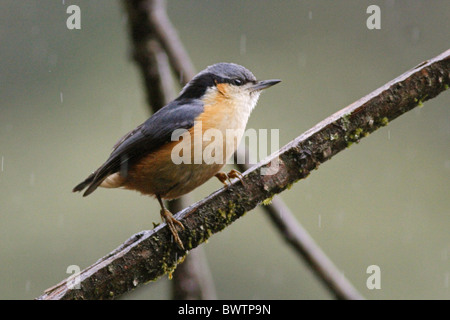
[0,0,449,300]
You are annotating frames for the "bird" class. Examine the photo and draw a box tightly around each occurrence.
[73,62,280,249]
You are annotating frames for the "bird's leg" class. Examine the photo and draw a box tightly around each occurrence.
[214,172,229,185]
[227,169,245,185]
[157,195,185,250]
[215,169,245,186]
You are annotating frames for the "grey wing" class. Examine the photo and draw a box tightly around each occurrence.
[73,99,204,196]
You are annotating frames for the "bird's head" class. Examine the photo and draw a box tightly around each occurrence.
[177,63,280,113]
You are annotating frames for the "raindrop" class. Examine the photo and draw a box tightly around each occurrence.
[121,12,128,25]
[240,34,246,56]
[270,270,284,285]
[60,92,64,104]
[25,280,31,293]
[386,0,395,7]
[308,11,313,20]
[58,214,65,228]
[336,212,345,228]
[445,160,450,170]
[179,71,184,85]
[29,173,35,186]
[298,52,307,69]
[1,156,3,171]
[387,130,390,140]
[4,124,13,133]
[410,26,420,44]
[318,214,321,228]
[31,25,40,36]
[121,106,132,132]
[441,248,448,261]
[48,53,58,68]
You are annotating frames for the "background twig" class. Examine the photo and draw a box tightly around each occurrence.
[235,150,364,300]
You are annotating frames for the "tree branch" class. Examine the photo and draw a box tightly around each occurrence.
[128,0,353,300]
[38,50,449,299]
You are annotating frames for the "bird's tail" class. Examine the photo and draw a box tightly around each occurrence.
[73,172,98,196]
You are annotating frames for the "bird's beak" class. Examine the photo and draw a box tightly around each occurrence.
[248,79,281,92]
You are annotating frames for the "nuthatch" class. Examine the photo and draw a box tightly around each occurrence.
[73,63,280,249]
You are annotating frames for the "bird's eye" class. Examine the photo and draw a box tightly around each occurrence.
[232,78,243,86]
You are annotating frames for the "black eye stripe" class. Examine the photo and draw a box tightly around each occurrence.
[177,73,249,100]
[232,78,243,86]
[218,76,245,86]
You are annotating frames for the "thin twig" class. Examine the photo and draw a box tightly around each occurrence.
[235,150,364,300]
[37,49,449,300]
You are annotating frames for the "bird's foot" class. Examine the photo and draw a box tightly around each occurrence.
[215,169,245,187]
[160,208,185,250]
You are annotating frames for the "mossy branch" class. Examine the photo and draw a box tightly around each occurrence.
[38,49,449,300]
